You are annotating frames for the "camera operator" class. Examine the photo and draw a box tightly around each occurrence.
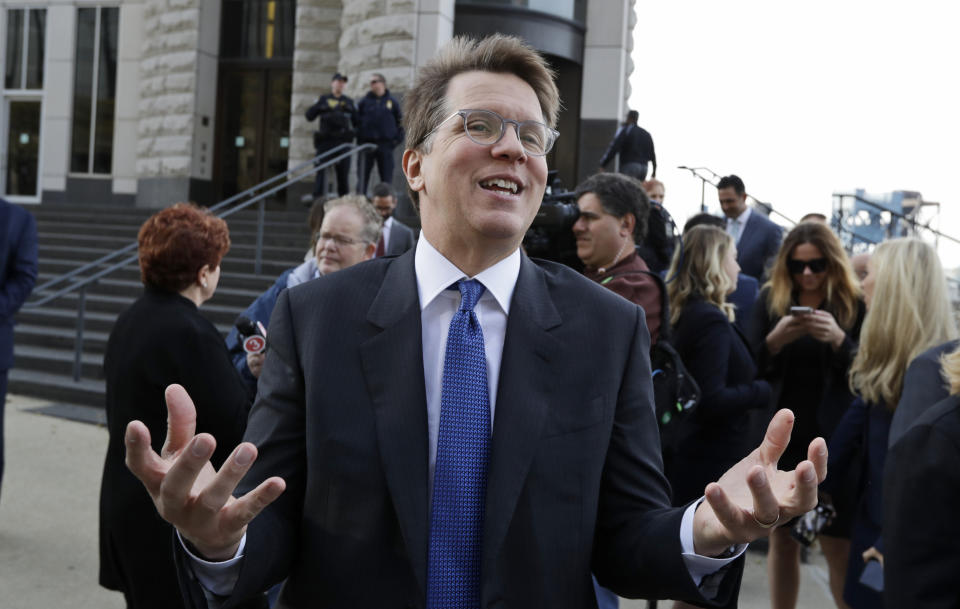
[306,72,358,197]
[572,173,662,343]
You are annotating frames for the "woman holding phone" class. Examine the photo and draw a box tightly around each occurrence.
[749,221,865,609]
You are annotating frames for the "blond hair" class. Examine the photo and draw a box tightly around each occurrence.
[942,345,960,395]
[850,238,958,407]
[765,221,862,329]
[666,226,737,325]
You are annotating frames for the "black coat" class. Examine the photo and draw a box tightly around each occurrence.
[99,287,253,608]
[178,250,744,609]
[888,339,958,447]
[748,292,866,442]
[666,298,770,505]
[883,394,960,608]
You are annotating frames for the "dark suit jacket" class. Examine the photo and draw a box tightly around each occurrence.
[667,298,770,505]
[0,199,38,370]
[386,218,416,256]
[100,288,253,608]
[202,250,742,608]
[728,274,758,333]
[888,339,958,447]
[883,394,960,608]
[735,212,782,281]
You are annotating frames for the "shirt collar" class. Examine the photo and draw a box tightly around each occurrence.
[383,216,394,229]
[729,206,751,225]
[414,235,520,315]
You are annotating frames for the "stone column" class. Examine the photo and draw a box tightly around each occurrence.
[136,0,220,207]
[289,0,344,172]
[577,0,637,183]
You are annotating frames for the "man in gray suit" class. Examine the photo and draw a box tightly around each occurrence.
[371,182,416,256]
[124,35,826,609]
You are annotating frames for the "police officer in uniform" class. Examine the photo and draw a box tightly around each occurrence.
[306,72,358,197]
[357,72,403,194]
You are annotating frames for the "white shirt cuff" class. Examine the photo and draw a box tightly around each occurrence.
[679,499,748,587]
[178,531,247,596]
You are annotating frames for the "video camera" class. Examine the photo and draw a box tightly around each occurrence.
[522,171,582,270]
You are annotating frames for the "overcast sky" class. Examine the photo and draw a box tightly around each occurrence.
[628,0,960,269]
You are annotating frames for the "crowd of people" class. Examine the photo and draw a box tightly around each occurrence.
[89,34,958,609]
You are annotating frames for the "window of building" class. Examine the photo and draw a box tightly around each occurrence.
[220,0,296,60]
[4,8,46,90]
[70,6,119,175]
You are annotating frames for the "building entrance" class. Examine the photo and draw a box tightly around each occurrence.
[215,67,291,199]
[2,98,41,200]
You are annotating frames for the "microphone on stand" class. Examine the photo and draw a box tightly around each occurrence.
[235,315,266,355]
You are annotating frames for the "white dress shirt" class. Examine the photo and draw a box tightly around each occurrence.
[186,236,744,595]
[726,206,752,245]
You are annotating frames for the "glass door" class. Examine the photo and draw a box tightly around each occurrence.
[215,67,291,199]
[2,98,42,199]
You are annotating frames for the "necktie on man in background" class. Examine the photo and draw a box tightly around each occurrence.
[375,232,385,257]
[428,279,490,609]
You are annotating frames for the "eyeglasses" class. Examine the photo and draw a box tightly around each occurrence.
[316,232,366,247]
[428,108,559,156]
[719,197,740,205]
[787,257,828,274]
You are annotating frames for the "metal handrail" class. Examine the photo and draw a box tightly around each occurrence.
[26,142,375,381]
[28,143,361,301]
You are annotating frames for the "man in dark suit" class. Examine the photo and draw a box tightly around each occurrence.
[371,181,416,256]
[883,345,960,608]
[124,35,826,608]
[0,197,38,499]
[717,175,782,281]
[599,110,656,182]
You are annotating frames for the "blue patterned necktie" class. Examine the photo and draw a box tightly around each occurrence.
[428,279,490,609]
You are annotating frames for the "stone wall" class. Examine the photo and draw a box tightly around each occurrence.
[136,0,201,179]
[339,0,416,100]
[290,0,344,169]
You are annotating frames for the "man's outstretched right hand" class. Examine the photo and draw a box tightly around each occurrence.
[124,383,286,561]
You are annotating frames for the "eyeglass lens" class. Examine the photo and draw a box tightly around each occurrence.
[461,109,553,155]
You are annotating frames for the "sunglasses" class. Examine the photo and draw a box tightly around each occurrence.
[787,257,828,274]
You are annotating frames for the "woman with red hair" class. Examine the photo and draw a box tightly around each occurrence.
[98,203,256,609]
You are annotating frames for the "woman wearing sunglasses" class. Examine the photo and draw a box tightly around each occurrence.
[749,221,865,609]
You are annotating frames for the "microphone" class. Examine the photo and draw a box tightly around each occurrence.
[235,315,266,355]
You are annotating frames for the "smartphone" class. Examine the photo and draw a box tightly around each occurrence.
[858,559,884,592]
[790,306,814,315]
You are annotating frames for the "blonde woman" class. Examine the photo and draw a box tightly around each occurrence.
[749,221,865,609]
[824,238,957,608]
[883,344,960,607]
[664,226,771,506]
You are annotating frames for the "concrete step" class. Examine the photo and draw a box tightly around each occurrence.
[13,322,231,355]
[14,344,104,379]
[18,299,249,332]
[7,367,105,408]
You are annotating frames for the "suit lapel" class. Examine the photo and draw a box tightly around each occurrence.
[482,255,563,575]
[359,251,430,595]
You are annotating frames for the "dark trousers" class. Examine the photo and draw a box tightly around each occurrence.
[619,161,648,182]
[313,143,351,197]
[359,141,396,194]
[0,369,7,499]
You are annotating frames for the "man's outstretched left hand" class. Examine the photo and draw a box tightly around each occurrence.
[692,408,827,556]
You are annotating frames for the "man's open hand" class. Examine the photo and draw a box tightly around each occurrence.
[124,384,286,560]
[692,409,827,556]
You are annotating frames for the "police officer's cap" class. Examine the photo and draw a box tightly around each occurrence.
[331,72,348,82]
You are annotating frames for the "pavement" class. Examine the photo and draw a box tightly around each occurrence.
[0,393,835,608]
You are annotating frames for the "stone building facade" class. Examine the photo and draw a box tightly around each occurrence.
[0,0,636,208]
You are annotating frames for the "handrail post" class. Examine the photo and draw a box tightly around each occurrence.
[74,285,87,382]
[255,198,265,275]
